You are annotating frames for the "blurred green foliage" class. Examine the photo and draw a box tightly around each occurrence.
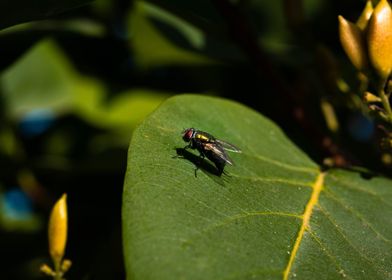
[129,1,215,67]
[2,39,170,142]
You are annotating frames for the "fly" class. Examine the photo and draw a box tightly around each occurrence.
[181,128,241,176]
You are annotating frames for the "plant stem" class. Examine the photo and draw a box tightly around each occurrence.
[53,260,63,280]
[378,79,392,123]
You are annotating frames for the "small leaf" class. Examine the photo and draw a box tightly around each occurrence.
[123,95,392,279]
[40,264,55,277]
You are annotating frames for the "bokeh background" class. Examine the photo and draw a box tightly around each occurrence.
[0,0,387,279]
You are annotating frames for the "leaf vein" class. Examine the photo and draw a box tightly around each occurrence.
[308,230,355,280]
[318,205,392,279]
[242,153,318,174]
[229,174,313,187]
[184,211,301,245]
[283,172,324,280]
[323,188,391,243]
[329,175,392,209]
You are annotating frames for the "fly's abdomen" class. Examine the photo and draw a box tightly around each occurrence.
[205,150,226,173]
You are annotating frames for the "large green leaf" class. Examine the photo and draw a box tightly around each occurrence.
[123,95,392,279]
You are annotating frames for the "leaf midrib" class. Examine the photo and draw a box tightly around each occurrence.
[283,172,325,279]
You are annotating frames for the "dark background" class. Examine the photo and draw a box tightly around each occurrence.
[0,0,386,279]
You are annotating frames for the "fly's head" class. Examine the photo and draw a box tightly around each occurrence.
[182,128,195,142]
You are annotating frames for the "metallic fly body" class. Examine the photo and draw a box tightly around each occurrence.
[181,128,241,175]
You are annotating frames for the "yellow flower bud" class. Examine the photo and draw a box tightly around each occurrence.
[48,194,68,264]
[363,91,382,102]
[321,99,339,132]
[357,0,374,30]
[338,15,368,71]
[367,0,392,79]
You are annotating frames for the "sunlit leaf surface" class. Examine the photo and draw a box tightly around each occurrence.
[123,94,392,280]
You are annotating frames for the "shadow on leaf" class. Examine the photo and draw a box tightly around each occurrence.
[174,148,222,177]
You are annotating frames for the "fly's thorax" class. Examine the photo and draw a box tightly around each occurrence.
[194,131,215,143]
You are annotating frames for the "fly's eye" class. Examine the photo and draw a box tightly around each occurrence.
[182,129,193,142]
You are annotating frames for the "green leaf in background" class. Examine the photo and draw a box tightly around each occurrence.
[0,0,92,30]
[1,39,169,141]
[128,1,215,68]
[2,39,82,116]
[123,94,392,279]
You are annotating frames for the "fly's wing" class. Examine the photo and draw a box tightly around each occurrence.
[215,139,242,153]
[203,143,234,165]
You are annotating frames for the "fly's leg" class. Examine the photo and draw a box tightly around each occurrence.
[194,153,205,177]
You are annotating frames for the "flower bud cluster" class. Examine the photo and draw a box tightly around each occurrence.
[339,0,392,79]
[339,0,392,130]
